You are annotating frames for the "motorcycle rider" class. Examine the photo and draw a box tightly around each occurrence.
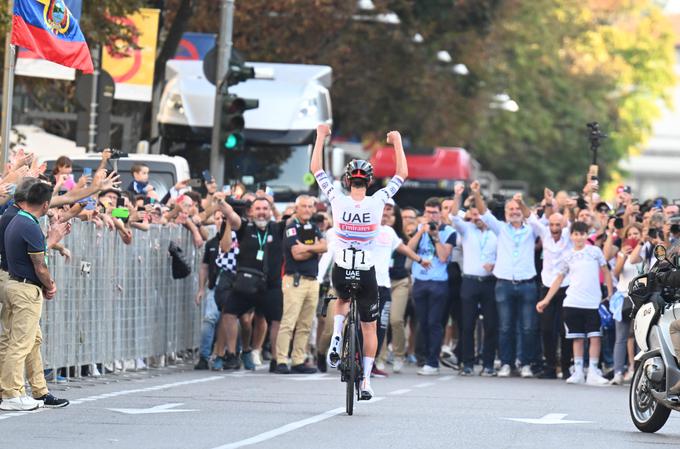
[653,268,680,393]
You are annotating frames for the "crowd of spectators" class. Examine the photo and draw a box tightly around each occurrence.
[0,147,677,411]
[190,165,678,391]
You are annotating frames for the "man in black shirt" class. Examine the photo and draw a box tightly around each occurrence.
[274,195,327,374]
[221,197,286,370]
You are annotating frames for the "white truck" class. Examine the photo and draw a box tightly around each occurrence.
[157,60,334,203]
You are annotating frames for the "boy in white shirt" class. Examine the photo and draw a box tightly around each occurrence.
[537,221,613,386]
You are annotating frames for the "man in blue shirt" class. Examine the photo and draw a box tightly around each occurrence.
[471,180,542,379]
[407,198,456,375]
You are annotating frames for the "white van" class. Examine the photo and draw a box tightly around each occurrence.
[40,152,190,199]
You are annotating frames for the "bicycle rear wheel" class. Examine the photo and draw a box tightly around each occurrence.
[346,319,356,416]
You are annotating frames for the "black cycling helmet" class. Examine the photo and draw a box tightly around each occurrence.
[344,159,374,189]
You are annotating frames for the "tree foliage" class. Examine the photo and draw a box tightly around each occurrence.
[225,0,675,196]
[0,0,673,197]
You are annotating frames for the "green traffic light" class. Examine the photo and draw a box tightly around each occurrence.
[224,134,238,149]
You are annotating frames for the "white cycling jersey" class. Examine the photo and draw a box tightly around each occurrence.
[314,170,403,251]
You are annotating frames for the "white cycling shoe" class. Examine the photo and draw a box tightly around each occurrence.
[360,379,374,400]
[327,335,342,369]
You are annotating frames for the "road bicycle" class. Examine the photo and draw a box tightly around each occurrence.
[321,282,365,416]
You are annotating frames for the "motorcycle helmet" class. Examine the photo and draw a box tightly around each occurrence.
[344,159,374,189]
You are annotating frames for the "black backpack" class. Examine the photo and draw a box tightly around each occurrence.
[168,241,192,279]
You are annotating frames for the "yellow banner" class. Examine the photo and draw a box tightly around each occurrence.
[102,8,160,102]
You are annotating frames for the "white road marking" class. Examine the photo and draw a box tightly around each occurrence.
[503,413,593,425]
[213,397,385,449]
[413,382,435,388]
[1,375,224,419]
[108,403,197,415]
[0,407,47,420]
[287,374,335,381]
[388,389,411,396]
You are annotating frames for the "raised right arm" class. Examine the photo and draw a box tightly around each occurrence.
[310,124,330,174]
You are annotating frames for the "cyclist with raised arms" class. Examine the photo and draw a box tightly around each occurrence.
[311,124,408,400]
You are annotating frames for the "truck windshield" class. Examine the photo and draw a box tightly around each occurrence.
[225,145,313,201]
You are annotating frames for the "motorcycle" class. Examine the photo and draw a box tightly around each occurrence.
[628,244,680,433]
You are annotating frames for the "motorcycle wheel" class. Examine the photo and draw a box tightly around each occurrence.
[629,363,671,433]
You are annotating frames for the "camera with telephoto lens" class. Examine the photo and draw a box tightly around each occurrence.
[226,198,250,217]
[429,222,437,232]
[109,149,129,159]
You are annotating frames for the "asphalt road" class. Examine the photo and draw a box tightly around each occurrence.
[2,362,680,449]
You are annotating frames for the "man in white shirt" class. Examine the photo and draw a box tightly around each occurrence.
[534,189,573,379]
[471,180,542,378]
[451,184,498,376]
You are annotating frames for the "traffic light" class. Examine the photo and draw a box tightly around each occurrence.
[219,94,259,151]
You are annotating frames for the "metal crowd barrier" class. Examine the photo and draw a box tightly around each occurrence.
[40,221,202,371]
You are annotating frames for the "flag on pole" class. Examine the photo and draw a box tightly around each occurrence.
[11,0,93,74]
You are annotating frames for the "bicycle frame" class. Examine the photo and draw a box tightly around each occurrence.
[342,282,364,415]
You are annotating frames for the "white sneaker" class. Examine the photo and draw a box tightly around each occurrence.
[623,369,635,383]
[89,363,101,377]
[610,372,624,385]
[520,365,533,378]
[375,360,386,371]
[360,379,374,400]
[566,371,586,384]
[251,349,263,367]
[327,335,342,369]
[135,358,147,370]
[0,396,42,411]
[417,365,440,376]
[393,358,404,373]
[586,370,609,386]
[498,364,512,378]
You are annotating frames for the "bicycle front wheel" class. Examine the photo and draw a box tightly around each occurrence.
[346,320,356,416]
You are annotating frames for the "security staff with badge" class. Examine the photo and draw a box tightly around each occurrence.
[0,182,69,411]
[274,195,327,374]
[221,197,286,371]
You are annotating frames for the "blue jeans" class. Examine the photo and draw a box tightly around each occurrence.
[413,280,449,368]
[495,280,538,367]
[199,289,220,359]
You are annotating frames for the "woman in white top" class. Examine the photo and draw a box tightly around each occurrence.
[611,222,644,385]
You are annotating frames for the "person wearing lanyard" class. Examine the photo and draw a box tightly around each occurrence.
[450,184,499,376]
[220,197,286,371]
[407,197,456,376]
[471,180,542,379]
[0,182,69,411]
[274,195,327,375]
